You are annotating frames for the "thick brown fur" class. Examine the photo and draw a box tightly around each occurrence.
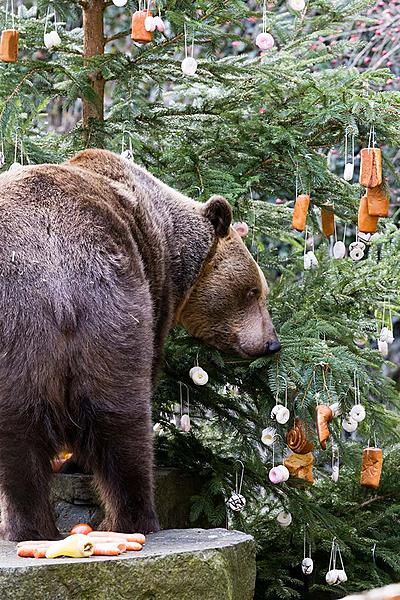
[0,149,279,541]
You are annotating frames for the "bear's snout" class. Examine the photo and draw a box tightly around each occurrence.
[265,339,281,355]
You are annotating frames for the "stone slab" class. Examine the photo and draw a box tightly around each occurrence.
[0,528,256,600]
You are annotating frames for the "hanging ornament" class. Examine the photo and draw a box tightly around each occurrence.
[181,25,197,76]
[342,414,358,433]
[315,404,333,450]
[131,1,154,44]
[0,0,19,63]
[288,0,306,11]
[304,232,318,271]
[349,238,365,262]
[380,326,394,344]
[178,382,191,432]
[367,184,390,218]
[284,452,314,483]
[256,1,275,50]
[226,460,246,512]
[359,125,382,189]
[286,418,314,454]
[191,367,208,385]
[301,526,313,575]
[261,426,277,446]
[343,127,355,182]
[120,131,134,161]
[332,223,347,259]
[233,221,249,237]
[276,511,292,527]
[326,539,347,586]
[153,10,165,33]
[9,131,23,172]
[292,194,310,232]
[378,339,388,357]
[358,195,379,235]
[329,402,342,417]
[321,204,335,238]
[349,372,366,423]
[268,437,289,484]
[43,5,61,50]
[112,0,128,6]
[331,444,339,483]
[144,14,156,32]
[361,443,383,489]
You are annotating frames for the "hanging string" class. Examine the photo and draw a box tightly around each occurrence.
[235,460,245,495]
[184,24,188,59]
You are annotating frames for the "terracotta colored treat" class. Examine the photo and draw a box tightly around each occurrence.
[315,404,333,450]
[358,195,379,234]
[284,451,314,483]
[366,185,389,217]
[0,29,19,63]
[131,10,153,43]
[292,194,310,232]
[359,148,382,188]
[286,418,314,454]
[321,205,335,237]
[360,447,383,489]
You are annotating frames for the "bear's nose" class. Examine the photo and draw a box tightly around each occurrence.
[265,340,281,354]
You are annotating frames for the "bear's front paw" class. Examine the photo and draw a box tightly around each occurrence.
[99,510,160,535]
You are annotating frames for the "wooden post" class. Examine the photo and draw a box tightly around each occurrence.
[82,0,105,139]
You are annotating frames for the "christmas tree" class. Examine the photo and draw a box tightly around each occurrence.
[1,0,400,597]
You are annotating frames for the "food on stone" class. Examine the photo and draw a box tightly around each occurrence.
[45,534,95,559]
[70,523,93,535]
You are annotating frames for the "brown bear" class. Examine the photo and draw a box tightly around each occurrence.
[0,149,280,541]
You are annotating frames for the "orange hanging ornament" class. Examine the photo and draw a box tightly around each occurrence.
[360,447,383,489]
[292,194,310,232]
[131,9,153,44]
[0,29,19,63]
[284,452,314,484]
[358,195,379,234]
[286,418,314,454]
[359,148,382,189]
[366,184,390,218]
[321,204,335,237]
[315,404,333,450]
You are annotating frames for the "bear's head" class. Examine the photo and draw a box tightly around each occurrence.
[178,196,281,358]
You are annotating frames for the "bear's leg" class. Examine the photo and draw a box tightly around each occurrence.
[87,407,160,535]
[0,428,58,541]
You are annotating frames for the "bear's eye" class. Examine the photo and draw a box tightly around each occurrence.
[247,287,260,299]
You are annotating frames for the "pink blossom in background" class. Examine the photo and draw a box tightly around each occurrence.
[233,222,249,237]
[232,41,241,47]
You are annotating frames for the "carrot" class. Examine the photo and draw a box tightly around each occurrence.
[92,542,126,556]
[88,532,146,545]
[126,542,143,551]
[17,540,52,547]
[70,523,93,535]
[34,548,49,559]
[17,547,36,558]
[18,543,51,558]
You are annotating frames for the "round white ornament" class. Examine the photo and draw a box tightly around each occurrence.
[144,15,156,32]
[349,246,364,262]
[180,414,191,432]
[277,464,290,482]
[350,404,366,423]
[153,422,163,434]
[325,569,340,585]
[380,326,394,344]
[333,241,346,259]
[121,148,133,161]
[227,492,246,512]
[288,0,306,10]
[332,465,339,483]
[189,366,203,379]
[153,16,165,32]
[255,32,275,50]
[304,253,312,270]
[9,162,22,172]
[181,56,198,76]
[112,0,128,6]
[261,427,276,446]
[276,511,292,527]
[307,250,318,267]
[343,163,354,181]
[301,557,314,575]
[191,367,208,385]
[0,152,5,167]
[378,339,388,357]
[44,30,61,50]
[337,569,348,583]
[342,415,358,433]
[275,406,290,425]
[270,404,282,420]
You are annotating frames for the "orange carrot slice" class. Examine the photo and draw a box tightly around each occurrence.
[92,542,126,556]
[17,540,52,547]
[88,532,146,545]
[126,542,143,551]
[70,523,93,535]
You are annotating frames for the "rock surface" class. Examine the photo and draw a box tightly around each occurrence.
[341,583,400,600]
[0,528,255,600]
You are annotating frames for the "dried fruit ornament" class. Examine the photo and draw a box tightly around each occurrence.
[131,1,154,44]
[360,444,383,489]
[0,0,18,63]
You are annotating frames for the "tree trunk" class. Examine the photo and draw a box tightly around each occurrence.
[82,0,105,141]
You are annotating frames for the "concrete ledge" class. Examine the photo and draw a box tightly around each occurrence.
[341,584,400,600]
[0,528,256,600]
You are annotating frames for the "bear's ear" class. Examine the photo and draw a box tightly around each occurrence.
[202,195,232,238]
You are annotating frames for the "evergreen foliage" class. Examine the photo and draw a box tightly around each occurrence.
[1,0,400,597]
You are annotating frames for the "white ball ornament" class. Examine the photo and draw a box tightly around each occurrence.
[325,569,340,586]
[301,557,314,575]
[380,326,394,344]
[270,404,282,420]
[112,0,128,6]
[275,406,290,425]
[191,367,209,385]
[303,253,312,270]
[288,0,306,10]
[343,163,354,181]
[180,414,191,432]
[181,56,198,76]
[333,241,346,259]
[342,415,358,433]
[189,366,203,379]
[277,464,290,482]
[332,465,339,483]
[44,30,61,50]
[9,162,22,173]
[350,404,366,423]
[337,570,348,583]
[276,511,292,527]
[144,15,156,32]
[227,492,246,512]
[378,339,389,357]
[255,32,275,50]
